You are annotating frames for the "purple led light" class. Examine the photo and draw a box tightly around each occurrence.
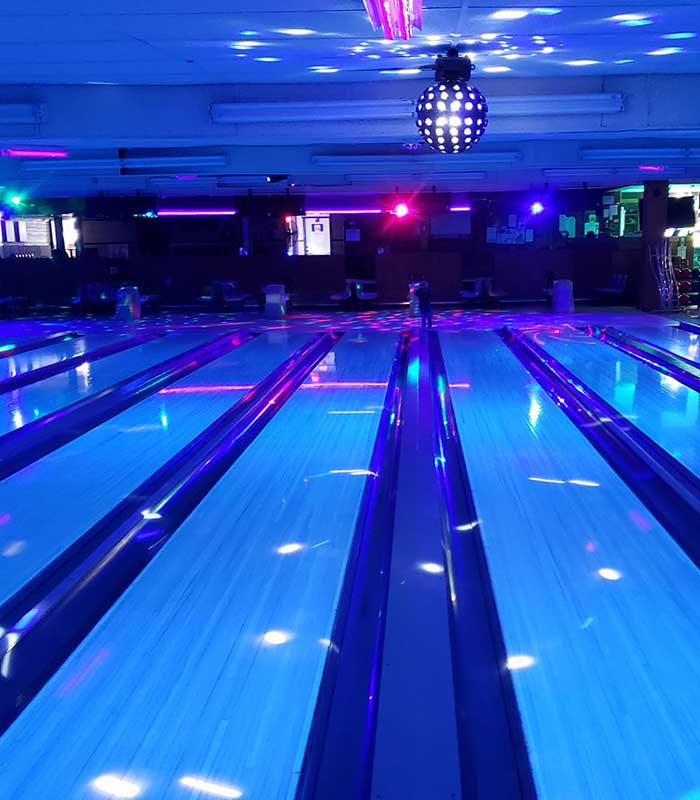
[305,208,382,215]
[1,148,68,158]
[157,209,238,217]
[449,206,472,212]
[639,165,665,172]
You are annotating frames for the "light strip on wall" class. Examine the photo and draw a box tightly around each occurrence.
[157,209,237,217]
[305,208,382,215]
[449,206,472,212]
[1,148,67,158]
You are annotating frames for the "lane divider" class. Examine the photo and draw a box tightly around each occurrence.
[0,331,340,735]
[428,330,538,800]
[502,326,700,567]
[0,329,257,482]
[296,331,410,800]
[0,330,167,395]
[586,325,700,393]
[0,330,80,359]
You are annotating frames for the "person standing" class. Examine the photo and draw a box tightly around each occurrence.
[414,280,433,329]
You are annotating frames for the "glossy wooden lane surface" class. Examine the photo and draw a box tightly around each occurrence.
[0,332,308,605]
[0,333,395,800]
[441,331,700,799]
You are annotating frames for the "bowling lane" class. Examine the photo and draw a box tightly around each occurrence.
[0,328,218,435]
[0,330,132,384]
[0,331,308,605]
[618,322,700,363]
[441,331,700,799]
[0,332,396,800]
[537,328,700,473]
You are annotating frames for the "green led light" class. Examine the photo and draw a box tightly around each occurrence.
[8,195,22,206]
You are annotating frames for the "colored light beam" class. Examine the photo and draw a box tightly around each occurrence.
[362,0,422,40]
[305,208,382,215]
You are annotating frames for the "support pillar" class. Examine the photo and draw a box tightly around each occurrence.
[640,180,669,310]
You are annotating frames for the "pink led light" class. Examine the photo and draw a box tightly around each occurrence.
[363,0,422,40]
[306,209,382,216]
[157,209,237,217]
[159,381,388,395]
[449,206,472,212]
[393,202,410,218]
[1,148,68,158]
[638,165,665,172]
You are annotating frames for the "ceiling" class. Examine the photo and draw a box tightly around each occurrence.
[1,0,699,82]
[0,1,699,197]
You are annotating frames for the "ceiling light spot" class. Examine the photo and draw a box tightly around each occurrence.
[276,542,304,554]
[90,775,142,798]
[491,9,530,19]
[240,30,259,36]
[609,13,647,21]
[179,776,243,798]
[598,567,622,581]
[418,561,444,574]
[483,65,511,72]
[480,33,500,41]
[380,67,421,74]
[647,46,683,55]
[541,46,555,53]
[506,654,536,670]
[230,40,264,50]
[565,59,600,66]
[255,57,281,62]
[532,7,562,14]
[663,32,696,39]
[262,630,292,645]
[620,18,653,26]
[277,28,315,35]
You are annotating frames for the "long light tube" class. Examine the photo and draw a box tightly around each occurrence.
[1,148,68,158]
[305,208,382,215]
[157,209,237,217]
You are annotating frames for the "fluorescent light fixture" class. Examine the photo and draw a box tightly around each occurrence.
[157,209,237,217]
[22,154,228,173]
[311,152,522,170]
[620,18,652,26]
[363,0,423,41]
[663,32,696,39]
[211,99,414,123]
[277,28,315,35]
[491,8,529,19]
[179,776,243,798]
[532,7,561,13]
[0,103,45,124]
[483,66,511,72]
[565,60,600,66]
[255,57,281,62]
[647,47,682,55]
[581,147,700,160]
[450,205,472,211]
[212,94,623,125]
[1,148,67,158]
[306,208,381,215]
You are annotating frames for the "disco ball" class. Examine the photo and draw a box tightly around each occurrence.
[415,80,488,154]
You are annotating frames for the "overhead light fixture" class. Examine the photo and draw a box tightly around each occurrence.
[491,8,529,19]
[415,47,488,154]
[393,202,410,217]
[362,0,423,40]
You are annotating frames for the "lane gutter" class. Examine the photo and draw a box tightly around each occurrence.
[428,330,538,800]
[295,331,410,800]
